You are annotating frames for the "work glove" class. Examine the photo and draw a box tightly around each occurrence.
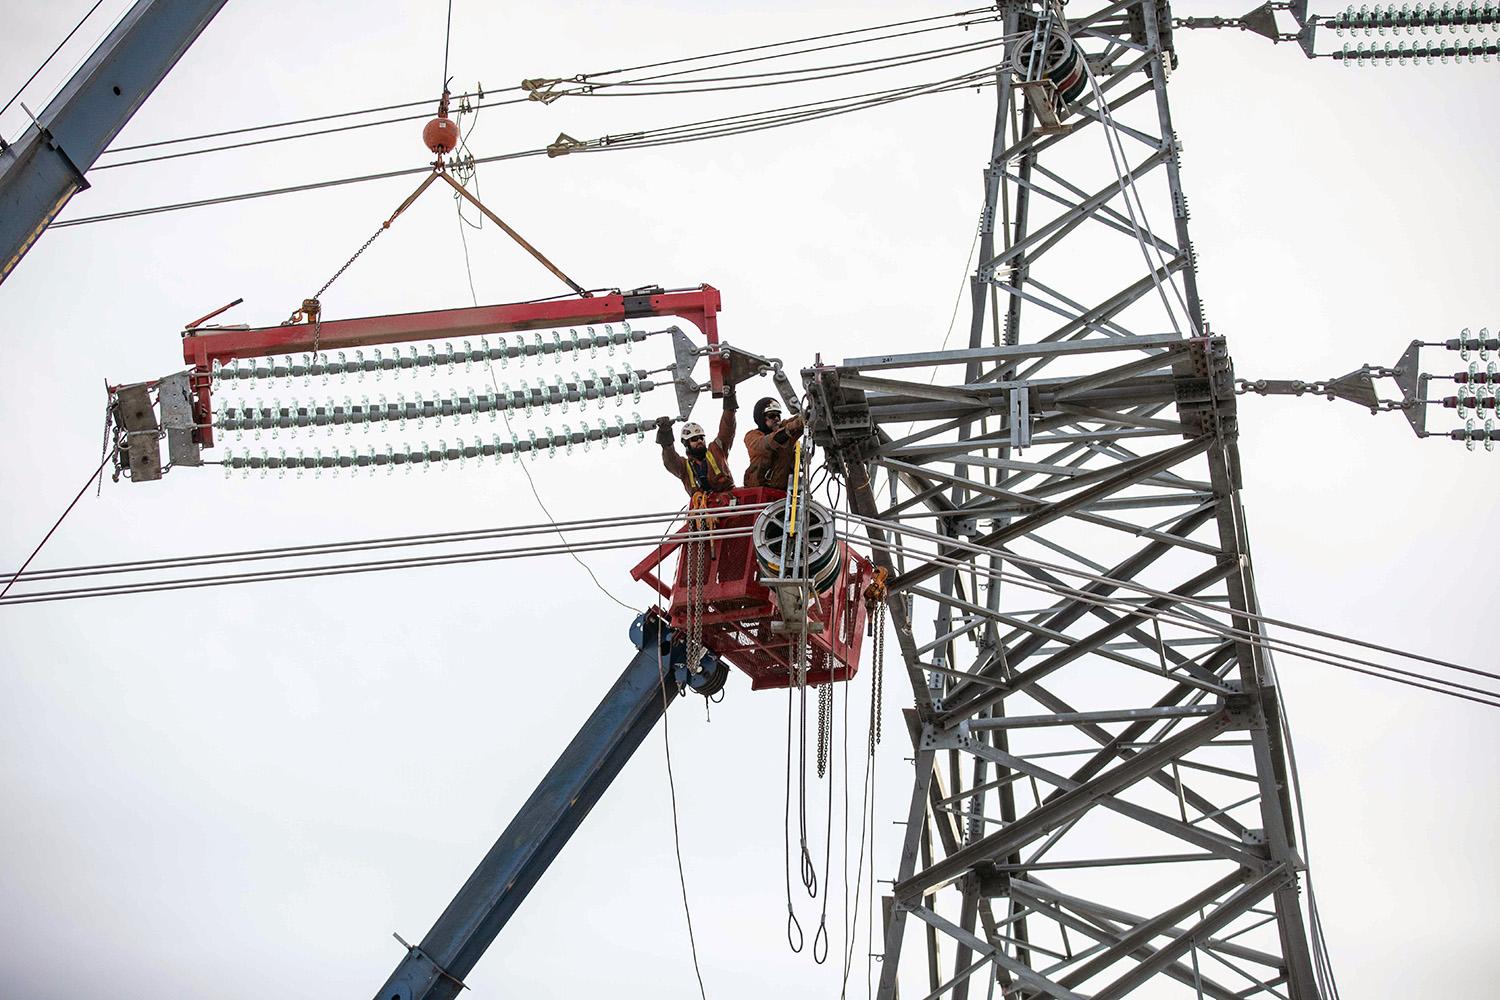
[722,384,738,411]
[655,416,675,447]
[773,414,804,445]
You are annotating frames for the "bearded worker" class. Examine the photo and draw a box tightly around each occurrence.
[742,396,804,491]
[655,385,738,496]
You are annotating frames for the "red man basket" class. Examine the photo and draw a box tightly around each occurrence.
[630,487,874,690]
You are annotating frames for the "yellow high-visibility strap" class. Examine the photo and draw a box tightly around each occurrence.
[787,438,804,537]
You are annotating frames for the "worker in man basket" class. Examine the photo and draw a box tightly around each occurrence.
[742,396,804,491]
[655,385,737,496]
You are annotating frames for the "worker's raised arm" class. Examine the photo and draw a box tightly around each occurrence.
[656,418,685,478]
[748,412,802,465]
[716,385,737,453]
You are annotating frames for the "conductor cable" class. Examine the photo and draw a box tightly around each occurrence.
[836,509,1496,686]
[0,526,755,607]
[3,505,771,584]
[836,527,1500,709]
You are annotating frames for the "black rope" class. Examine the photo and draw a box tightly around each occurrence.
[442,0,454,91]
[0,0,107,120]
[651,580,711,1000]
[784,673,804,953]
[0,451,111,602]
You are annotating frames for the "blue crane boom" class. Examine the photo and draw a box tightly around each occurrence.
[0,0,228,286]
[373,611,726,1000]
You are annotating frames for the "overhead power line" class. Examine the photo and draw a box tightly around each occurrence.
[4,478,1486,711]
[89,93,533,172]
[0,525,755,607]
[51,154,539,228]
[576,32,1009,97]
[7,512,1490,715]
[577,5,999,80]
[51,65,1002,229]
[100,89,493,154]
[585,66,997,154]
[838,508,1495,685]
[3,503,773,584]
[0,0,108,121]
[90,22,1006,172]
[838,518,1500,711]
[6,490,1488,709]
[90,4,996,159]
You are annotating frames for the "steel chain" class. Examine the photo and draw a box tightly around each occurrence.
[1235,366,1401,400]
[816,678,831,779]
[299,225,387,357]
[686,535,705,681]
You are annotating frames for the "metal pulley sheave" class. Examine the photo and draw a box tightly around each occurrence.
[752,497,842,595]
[1013,24,1089,104]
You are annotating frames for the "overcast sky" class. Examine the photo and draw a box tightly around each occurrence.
[1,2,1497,998]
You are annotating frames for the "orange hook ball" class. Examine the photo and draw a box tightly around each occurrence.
[423,115,459,156]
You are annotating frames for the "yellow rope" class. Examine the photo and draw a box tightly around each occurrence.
[787,438,805,538]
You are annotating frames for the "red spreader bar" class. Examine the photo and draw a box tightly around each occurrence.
[181,285,723,447]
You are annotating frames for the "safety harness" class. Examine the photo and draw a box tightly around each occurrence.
[685,449,725,491]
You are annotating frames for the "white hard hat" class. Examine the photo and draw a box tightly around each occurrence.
[680,421,706,443]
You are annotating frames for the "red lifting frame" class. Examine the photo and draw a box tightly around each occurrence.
[630,488,875,691]
[180,286,724,447]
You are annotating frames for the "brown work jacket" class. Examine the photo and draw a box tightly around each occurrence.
[661,409,736,496]
[742,417,804,490]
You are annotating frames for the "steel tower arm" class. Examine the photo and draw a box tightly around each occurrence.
[373,611,723,1000]
[0,0,228,285]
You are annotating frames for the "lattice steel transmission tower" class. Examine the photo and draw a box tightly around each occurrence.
[803,1,1331,997]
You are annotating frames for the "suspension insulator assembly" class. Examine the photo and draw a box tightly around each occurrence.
[1442,393,1498,409]
[1450,418,1498,451]
[220,415,654,476]
[1326,1,1500,35]
[1445,328,1498,359]
[215,372,652,434]
[1334,37,1499,61]
[211,324,645,384]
